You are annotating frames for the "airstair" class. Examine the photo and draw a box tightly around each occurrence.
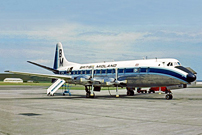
[47,79,65,96]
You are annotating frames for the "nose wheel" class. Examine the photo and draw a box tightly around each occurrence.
[165,94,173,100]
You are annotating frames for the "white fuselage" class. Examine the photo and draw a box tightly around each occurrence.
[57,58,192,88]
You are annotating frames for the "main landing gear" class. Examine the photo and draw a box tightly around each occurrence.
[126,87,135,96]
[85,86,95,98]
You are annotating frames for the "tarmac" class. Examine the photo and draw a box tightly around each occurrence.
[0,85,202,135]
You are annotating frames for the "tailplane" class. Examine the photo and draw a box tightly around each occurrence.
[53,42,77,70]
[27,61,59,74]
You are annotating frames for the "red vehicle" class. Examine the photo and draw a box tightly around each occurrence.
[149,87,170,93]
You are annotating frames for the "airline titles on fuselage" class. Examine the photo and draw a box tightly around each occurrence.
[80,64,117,69]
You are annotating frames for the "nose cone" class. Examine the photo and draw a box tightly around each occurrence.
[186,73,196,82]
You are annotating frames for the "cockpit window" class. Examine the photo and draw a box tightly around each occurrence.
[174,62,181,66]
[167,62,170,66]
[167,62,173,66]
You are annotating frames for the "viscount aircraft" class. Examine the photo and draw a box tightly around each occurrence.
[6,42,197,99]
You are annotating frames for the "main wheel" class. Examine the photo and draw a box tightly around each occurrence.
[86,92,90,98]
[127,90,134,96]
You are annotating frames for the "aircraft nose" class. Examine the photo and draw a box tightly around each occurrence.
[186,73,196,82]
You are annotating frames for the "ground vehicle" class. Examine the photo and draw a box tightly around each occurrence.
[149,87,171,93]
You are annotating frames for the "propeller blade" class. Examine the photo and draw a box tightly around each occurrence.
[90,65,95,97]
[115,68,119,98]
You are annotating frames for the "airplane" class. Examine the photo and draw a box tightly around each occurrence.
[5,42,197,100]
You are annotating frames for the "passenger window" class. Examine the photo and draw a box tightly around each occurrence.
[107,69,112,74]
[118,69,124,73]
[86,70,90,74]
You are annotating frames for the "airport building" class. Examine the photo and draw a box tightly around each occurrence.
[3,78,23,83]
[196,80,202,85]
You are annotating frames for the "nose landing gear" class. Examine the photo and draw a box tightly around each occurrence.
[165,94,173,100]
[165,90,173,100]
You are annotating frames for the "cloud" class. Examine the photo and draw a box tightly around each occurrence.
[0,23,151,44]
[155,30,202,42]
[1,22,202,47]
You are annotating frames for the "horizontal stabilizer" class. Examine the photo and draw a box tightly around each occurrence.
[27,61,59,74]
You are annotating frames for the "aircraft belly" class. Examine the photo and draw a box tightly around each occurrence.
[65,73,185,88]
[126,74,184,87]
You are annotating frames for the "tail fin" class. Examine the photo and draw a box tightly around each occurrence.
[53,42,77,69]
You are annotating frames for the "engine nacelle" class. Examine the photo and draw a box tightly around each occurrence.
[73,75,90,84]
[102,78,127,86]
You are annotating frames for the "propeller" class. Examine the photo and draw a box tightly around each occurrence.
[90,66,95,97]
[115,68,119,98]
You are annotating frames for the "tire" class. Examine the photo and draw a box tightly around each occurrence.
[165,94,170,100]
[169,95,173,99]
[86,92,90,98]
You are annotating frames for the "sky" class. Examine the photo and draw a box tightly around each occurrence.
[0,0,202,79]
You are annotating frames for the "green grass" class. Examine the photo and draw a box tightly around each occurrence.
[0,82,117,90]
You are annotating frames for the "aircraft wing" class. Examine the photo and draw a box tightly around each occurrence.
[5,71,72,80]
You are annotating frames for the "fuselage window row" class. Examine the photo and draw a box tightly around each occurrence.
[60,68,153,75]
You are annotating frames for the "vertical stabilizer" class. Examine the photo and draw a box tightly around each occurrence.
[53,42,76,69]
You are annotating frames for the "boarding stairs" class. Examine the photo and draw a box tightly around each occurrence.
[47,79,65,96]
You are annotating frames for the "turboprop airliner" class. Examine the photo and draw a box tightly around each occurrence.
[5,42,196,99]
